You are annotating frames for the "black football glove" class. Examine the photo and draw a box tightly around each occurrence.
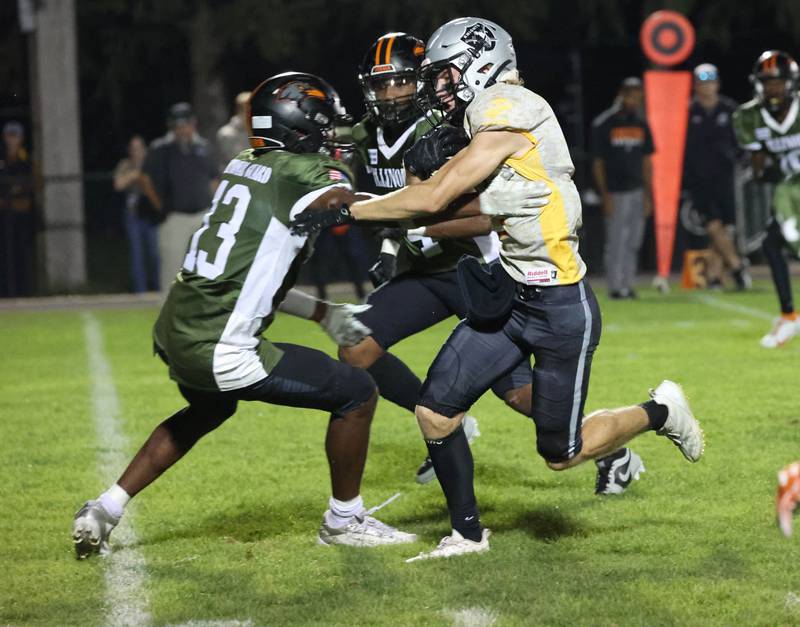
[368,252,398,288]
[403,125,470,180]
[290,204,354,236]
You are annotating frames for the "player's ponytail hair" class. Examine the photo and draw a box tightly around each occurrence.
[497,68,524,86]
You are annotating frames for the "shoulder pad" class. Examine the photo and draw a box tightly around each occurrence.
[351,117,373,146]
[281,153,353,189]
[466,83,546,135]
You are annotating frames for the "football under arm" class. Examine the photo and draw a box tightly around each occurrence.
[349,131,532,221]
[307,187,374,211]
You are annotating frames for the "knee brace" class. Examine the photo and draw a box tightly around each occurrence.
[163,401,236,450]
[333,366,377,416]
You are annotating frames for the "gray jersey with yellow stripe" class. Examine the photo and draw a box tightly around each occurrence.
[464,82,586,286]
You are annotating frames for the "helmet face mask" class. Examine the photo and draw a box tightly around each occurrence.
[248,72,353,155]
[359,33,425,127]
[418,18,516,121]
[750,50,799,114]
[361,72,417,125]
[416,60,467,119]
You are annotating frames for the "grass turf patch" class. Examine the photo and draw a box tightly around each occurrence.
[2,282,800,625]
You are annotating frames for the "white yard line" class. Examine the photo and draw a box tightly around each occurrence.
[83,312,152,627]
[694,294,774,321]
[445,607,499,627]
[167,621,254,627]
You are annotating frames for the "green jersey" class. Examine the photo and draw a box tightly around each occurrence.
[153,149,352,392]
[733,96,800,181]
[352,114,499,274]
[734,96,800,254]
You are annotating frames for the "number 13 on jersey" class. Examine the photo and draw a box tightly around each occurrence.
[183,181,252,280]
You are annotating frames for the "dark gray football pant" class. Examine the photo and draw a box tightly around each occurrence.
[418,280,601,463]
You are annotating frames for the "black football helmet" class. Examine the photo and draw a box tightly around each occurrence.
[358,32,425,126]
[248,72,352,154]
[750,50,799,113]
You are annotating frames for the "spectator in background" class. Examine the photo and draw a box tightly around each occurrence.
[114,135,159,293]
[684,63,751,290]
[216,91,251,166]
[592,77,654,299]
[0,121,35,297]
[140,103,218,292]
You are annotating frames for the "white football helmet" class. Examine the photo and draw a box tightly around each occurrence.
[416,17,516,117]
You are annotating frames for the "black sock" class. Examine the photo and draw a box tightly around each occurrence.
[763,221,795,313]
[641,400,668,431]
[425,424,481,541]
[367,353,422,413]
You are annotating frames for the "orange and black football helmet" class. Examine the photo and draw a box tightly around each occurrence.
[358,32,425,126]
[750,50,799,113]
[248,72,352,154]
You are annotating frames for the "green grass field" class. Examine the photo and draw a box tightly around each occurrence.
[2,282,800,626]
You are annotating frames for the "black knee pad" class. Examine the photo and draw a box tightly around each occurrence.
[163,400,236,450]
[334,365,377,416]
[535,428,583,464]
[531,370,582,463]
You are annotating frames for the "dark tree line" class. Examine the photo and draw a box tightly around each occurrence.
[1,0,799,169]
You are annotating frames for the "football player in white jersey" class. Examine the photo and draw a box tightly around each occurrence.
[293,18,705,560]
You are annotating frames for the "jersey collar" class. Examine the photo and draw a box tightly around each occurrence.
[760,97,800,135]
[376,116,427,161]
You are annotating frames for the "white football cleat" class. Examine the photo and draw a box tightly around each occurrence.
[415,415,481,485]
[405,528,490,562]
[318,493,417,547]
[760,317,800,349]
[650,380,705,463]
[595,448,646,495]
[72,500,119,559]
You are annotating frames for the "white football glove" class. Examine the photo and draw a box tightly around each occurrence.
[479,177,552,217]
[320,303,373,346]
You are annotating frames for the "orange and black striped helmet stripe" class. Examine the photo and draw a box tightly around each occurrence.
[384,35,396,64]
[374,34,397,66]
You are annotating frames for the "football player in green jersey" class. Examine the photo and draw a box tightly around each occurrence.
[733,50,800,348]
[71,72,417,559]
